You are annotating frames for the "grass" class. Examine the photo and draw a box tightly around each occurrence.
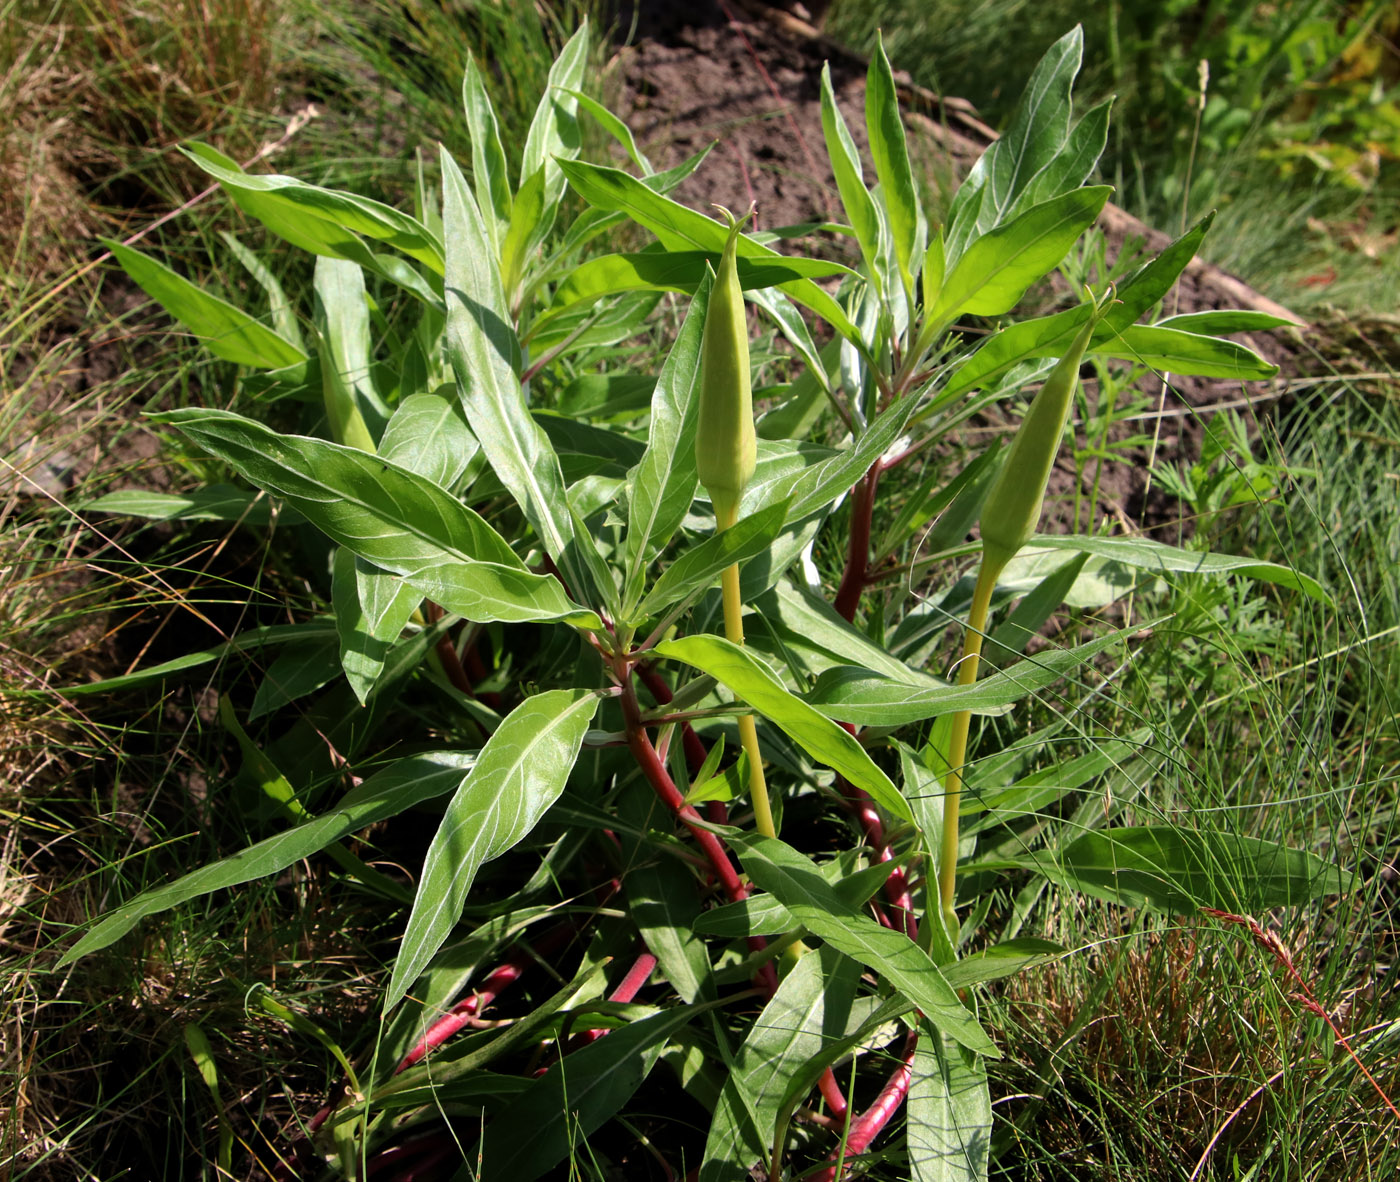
[825,0,1400,314]
[2,0,1398,1178]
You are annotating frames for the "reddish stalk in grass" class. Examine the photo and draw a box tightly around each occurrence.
[811,1030,919,1182]
[1202,908,1400,1120]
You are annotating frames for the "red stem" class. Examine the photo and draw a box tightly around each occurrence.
[833,463,881,623]
[620,676,778,995]
[636,661,729,826]
[810,1030,919,1182]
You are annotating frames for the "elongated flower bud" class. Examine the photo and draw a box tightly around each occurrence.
[696,208,756,528]
[978,300,1105,574]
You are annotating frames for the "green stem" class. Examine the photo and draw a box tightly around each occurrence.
[716,502,777,840]
[936,557,1002,937]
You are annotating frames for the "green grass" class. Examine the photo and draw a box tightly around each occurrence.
[3,0,1399,1178]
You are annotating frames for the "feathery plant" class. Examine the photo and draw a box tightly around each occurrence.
[49,23,1357,1181]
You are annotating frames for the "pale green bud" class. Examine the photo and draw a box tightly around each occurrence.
[696,208,756,527]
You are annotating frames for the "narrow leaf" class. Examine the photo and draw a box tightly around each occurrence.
[104,239,307,370]
[739,837,997,1057]
[59,753,475,964]
[1023,534,1329,603]
[385,690,598,1009]
[908,1034,991,1182]
[651,635,911,822]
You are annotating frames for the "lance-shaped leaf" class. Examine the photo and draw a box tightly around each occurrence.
[738,837,998,1057]
[441,147,604,608]
[651,634,911,822]
[182,143,444,274]
[385,689,598,1010]
[636,500,791,620]
[59,753,476,964]
[804,623,1141,726]
[1035,826,1353,913]
[104,239,307,371]
[621,273,710,613]
[314,255,382,450]
[908,1034,992,1182]
[867,35,924,292]
[332,547,391,703]
[152,408,600,627]
[945,26,1083,261]
[1095,323,1279,380]
[693,860,897,937]
[461,55,513,253]
[547,251,847,318]
[821,63,884,291]
[931,186,1112,323]
[700,947,861,1181]
[1021,534,1329,602]
[558,159,863,344]
[377,391,479,491]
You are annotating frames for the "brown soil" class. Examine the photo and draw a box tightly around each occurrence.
[611,0,1329,536]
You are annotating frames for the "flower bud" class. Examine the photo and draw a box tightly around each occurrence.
[978,303,1103,574]
[696,208,756,528]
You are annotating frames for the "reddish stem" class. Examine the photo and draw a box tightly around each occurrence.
[636,661,729,826]
[620,676,779,995]
[810,1031,919,1182]
[833,463,881,623]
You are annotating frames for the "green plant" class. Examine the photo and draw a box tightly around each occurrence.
[48,24,1355,1181]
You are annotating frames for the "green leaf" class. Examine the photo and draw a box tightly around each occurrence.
[1107,213,1214,329]
[805,623,1139,726]
[636,500,791,620]
[935,305,1090,407]
[1154,310,1298,334]
[693,860,897,938]
[104,239,307,371]
[620,793,713,1004]
[218,230,303,349]
[1016,95,1113,211]
[1047,826,1353,913]
[182,143,444,274]
[747,388,922,522]
[651,634,910,823]
[738,837,997,1057]
[562,87,651,172]
[1098,324,1278,380]
[699,947,861,1182]
[385,690,598,1010]
[59,752,475,964]
[867,37,923,294]
[476,1003,695,1180]
[441,147,602,608]
[77,485,288,525]
[153,408,599,627]
[821,62,883,289]
[354,560,420,644]
[313,256,381,450]
[557,159,863,344]
[621,273,709,612]
[945,27,1082,260]
[332,547,390,704]
[461,56,513,252]
[519,21,589,207]
[248,635,340,720]
[941,939,1063,991]
[377,391,479,490]
[932,187,1111,322]
[546,250,847,316]
[908,1035,991,1182]
[51,622,330,696]
[1022,534,1330,603]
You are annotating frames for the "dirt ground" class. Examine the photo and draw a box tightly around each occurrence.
[612,0,1322,531]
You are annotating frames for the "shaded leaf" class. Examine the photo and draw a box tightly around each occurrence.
[385,690,598,1009]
